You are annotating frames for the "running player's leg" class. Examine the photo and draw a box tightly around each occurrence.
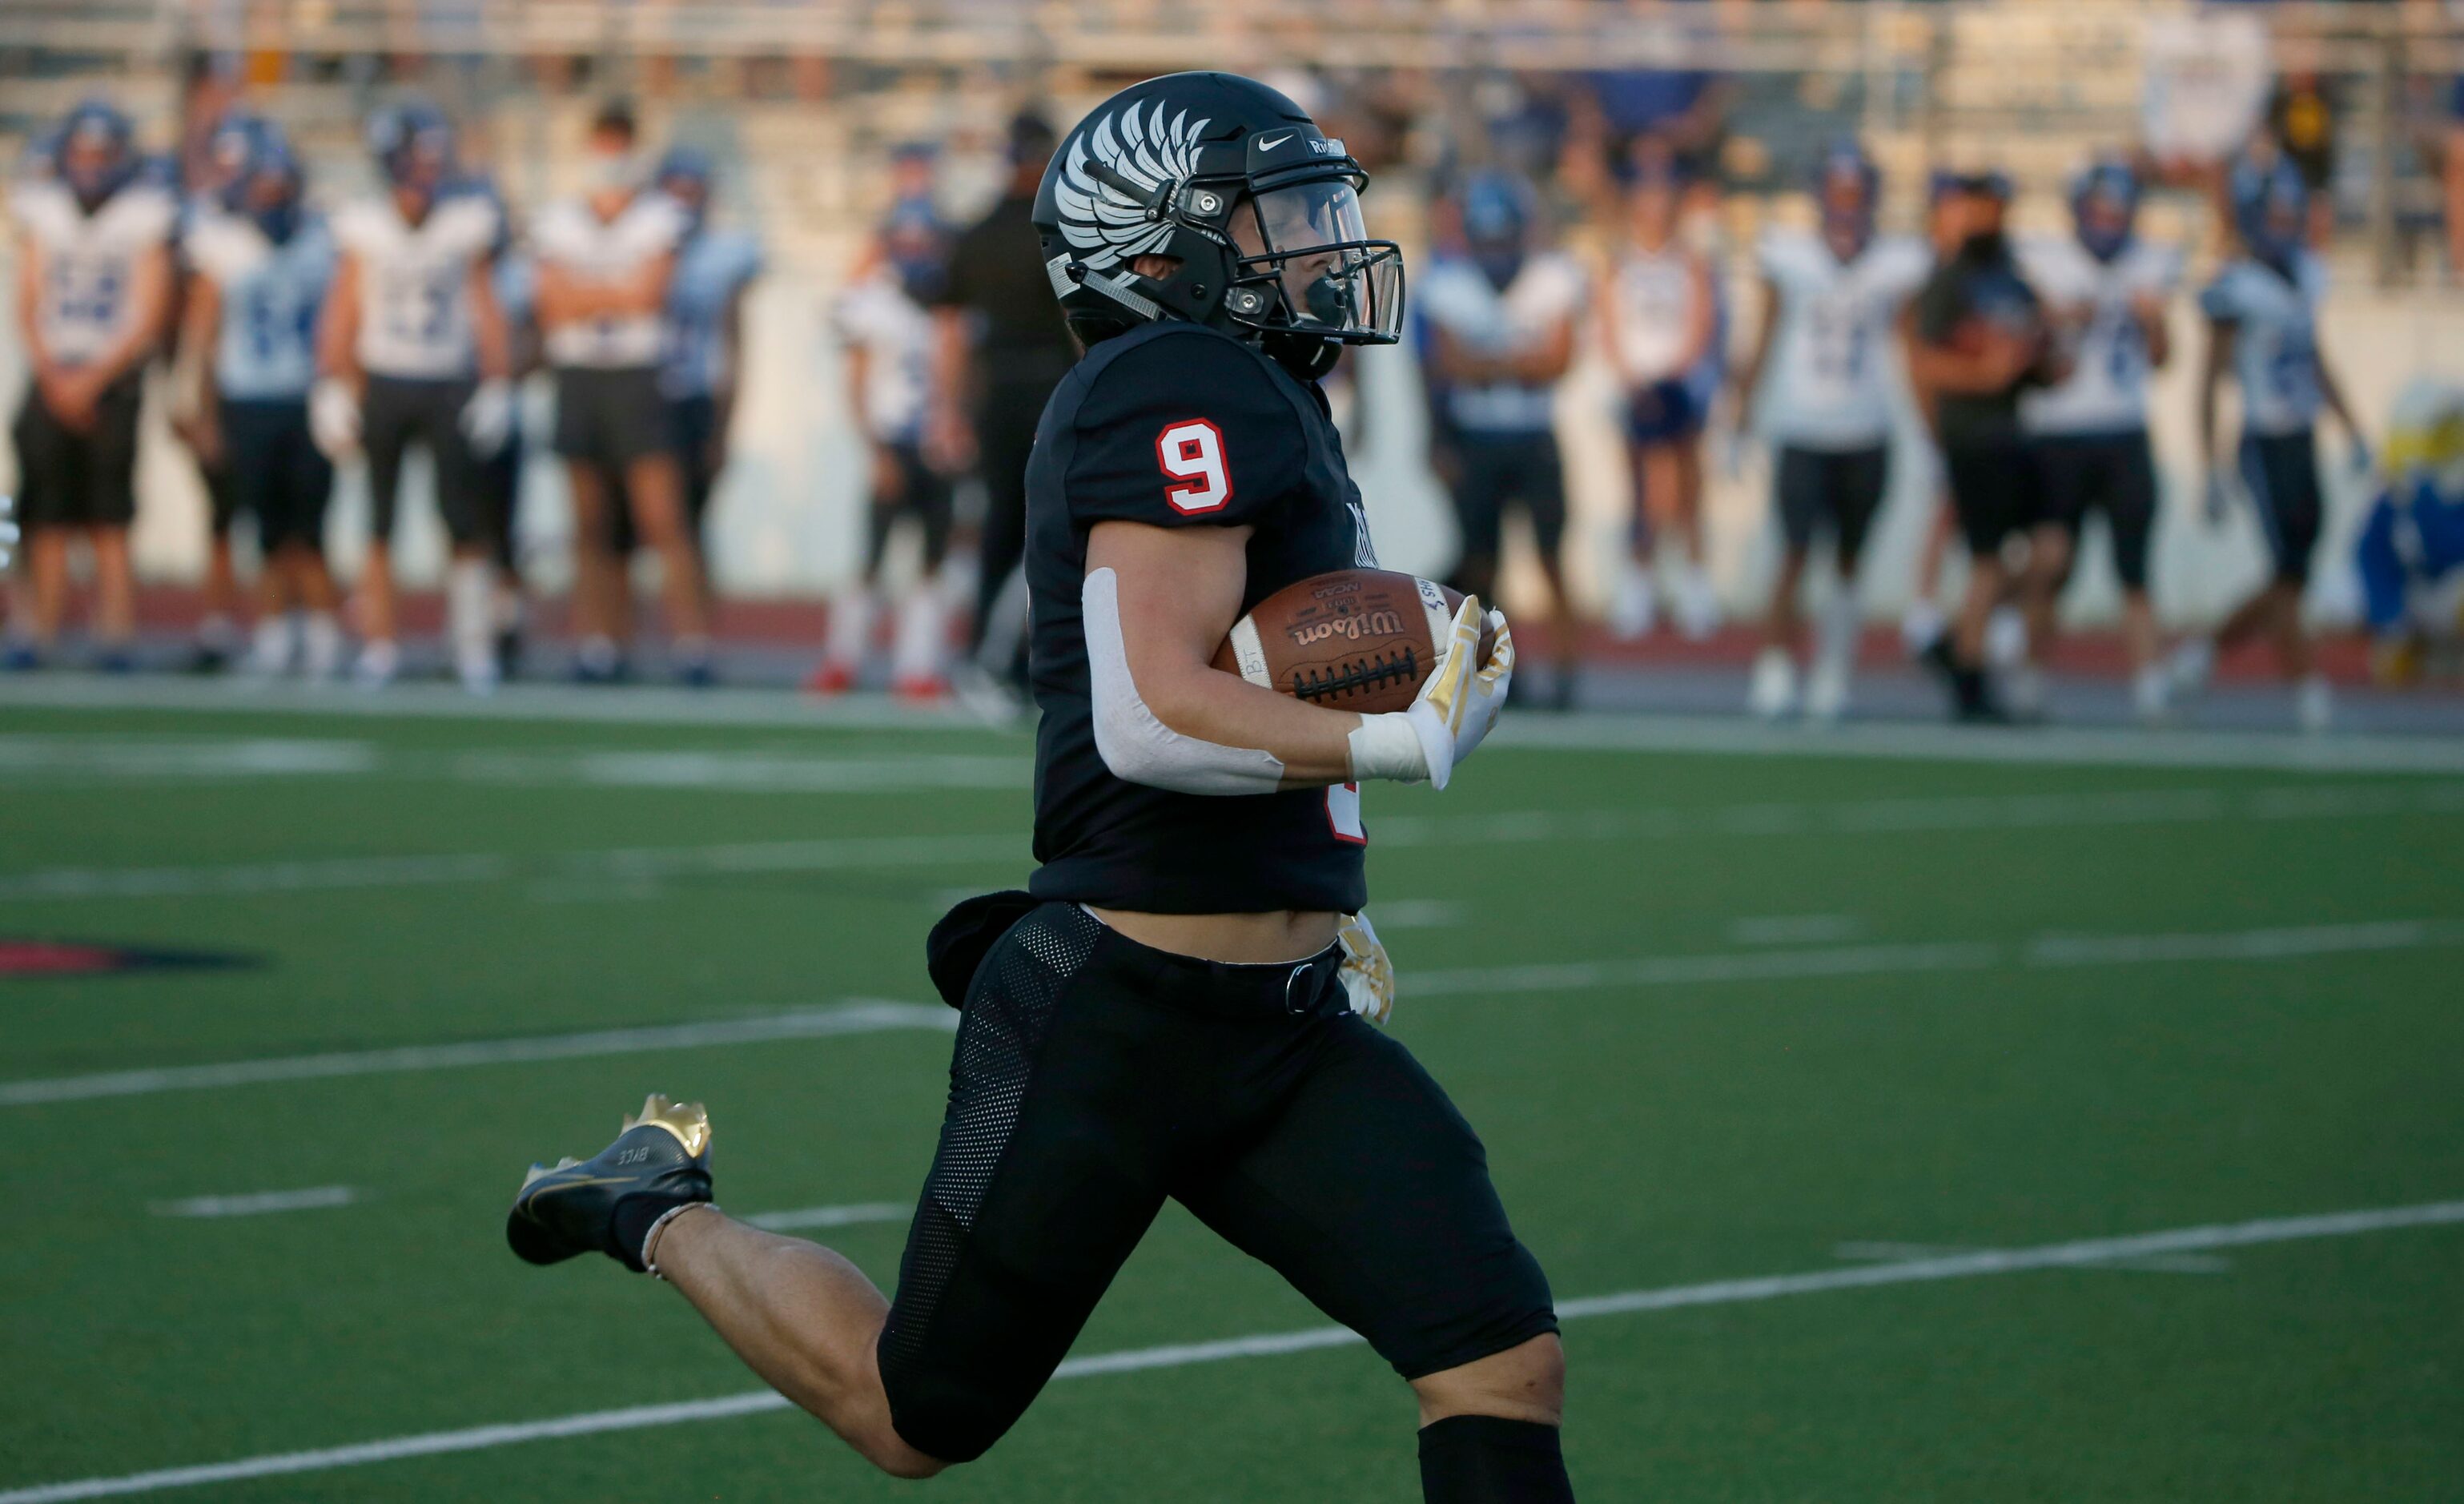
[658,904,1175,1473]
[1176,1006,1567,1501]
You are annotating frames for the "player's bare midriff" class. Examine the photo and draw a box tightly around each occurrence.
[1087,907,1342,964]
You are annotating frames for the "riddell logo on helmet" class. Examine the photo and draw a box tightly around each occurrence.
[1288,609,1404,648]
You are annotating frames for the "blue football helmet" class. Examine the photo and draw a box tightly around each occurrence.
[55,99,138,207]
[2070,157,2140,262]
[367,101,455,199]
[2230,155,2308,270]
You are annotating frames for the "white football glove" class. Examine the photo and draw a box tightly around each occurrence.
[1336,911,1394,1026]
[460,377,515,459]
[309,378,362,460]
[1345,595,1514,791]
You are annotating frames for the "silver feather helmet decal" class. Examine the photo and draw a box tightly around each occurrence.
[1054,99,1212,269]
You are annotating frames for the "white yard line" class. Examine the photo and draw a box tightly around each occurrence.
[0,1001,955,1108]
[1830,1241,2229,1275]
[10,677,2464,772]
[1726,915,1863,946]
[149,1186,359,1219]
[12,780,2458,906]
[744,1202,911,1233]
[6,919,2452,1108]
[1489,712,2464,774]
[5,1197,2457,1502]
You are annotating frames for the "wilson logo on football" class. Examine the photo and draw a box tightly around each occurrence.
[1287,609,1405,648]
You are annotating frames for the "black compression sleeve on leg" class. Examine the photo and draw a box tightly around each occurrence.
[1418,1415,1574,1503]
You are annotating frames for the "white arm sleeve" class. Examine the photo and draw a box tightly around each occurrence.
[1083,567,1288,796]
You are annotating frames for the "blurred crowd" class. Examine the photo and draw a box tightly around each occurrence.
[8,28,2464,725]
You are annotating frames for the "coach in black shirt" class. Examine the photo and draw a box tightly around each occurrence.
[928,112,1078,686]
[1905,171,2066,721]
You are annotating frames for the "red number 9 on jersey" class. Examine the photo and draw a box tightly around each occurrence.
[1155,418,1232,514]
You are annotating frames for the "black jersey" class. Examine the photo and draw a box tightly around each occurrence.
[1023,320,1377,915]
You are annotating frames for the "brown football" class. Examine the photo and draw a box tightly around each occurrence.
[1212,569,1494,716]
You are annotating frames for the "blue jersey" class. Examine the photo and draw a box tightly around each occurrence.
[2200,253,2327,437]
[186,209,334,400]
[661,227,762,399]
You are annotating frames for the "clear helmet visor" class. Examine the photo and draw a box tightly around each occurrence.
[1239,178,1404,342]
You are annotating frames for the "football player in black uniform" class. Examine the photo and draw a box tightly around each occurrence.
[506,74,1567,1502]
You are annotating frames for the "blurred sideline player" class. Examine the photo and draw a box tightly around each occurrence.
[535,101,709,685]
[1732,142,1927,721]
[1901,171,2028,676]
[2178,157,2364,731]
[1415,169,1582,708]
[507,72,1567,1503]
[2020,158,2181,722]
[1904,168,2067,722]
[480,199,537,678]
[172,109,275,672]
[317,102,515,690]
[928,112,1073,695]
[1600,139,1720,641]
[2357,380,2464,685]
[813,187,955,699]
[5,99,174,672]
[179,129,344,679]
[654,147,762,625]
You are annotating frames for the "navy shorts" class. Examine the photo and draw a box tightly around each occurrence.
[1443,429,1568,566]
[2239,428,2323,586]
[1624,378,1705,444]
[1775,444,1890,564]
[2037,429,2158,591]
[221,398,333,553]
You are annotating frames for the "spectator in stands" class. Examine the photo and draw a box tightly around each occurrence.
[179,129,344,680]
[1598,139,1722,641]
[814,175,956,702]
[533,100,709,685]
[927,111,1072,696]
[1904,169,2067,722]
[5,100,175,673]
[654,146,763,627]
[1416,169,1584,709]
[2266,70,2339,248]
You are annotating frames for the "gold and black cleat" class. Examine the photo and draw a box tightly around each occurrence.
[507,1093,713,1272]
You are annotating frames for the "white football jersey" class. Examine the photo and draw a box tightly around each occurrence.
[334,191,500,380]
[533,191,688,369]
[1413,251,1585,435]
[2201,252,2328,437]
[831,266,934,444]
[1606,243,1705,385]
[9,176,176,366]
[185,209,336,401]
[1752,229,1929,449]
[2020,235,2182,436]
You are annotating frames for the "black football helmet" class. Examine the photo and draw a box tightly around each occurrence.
[1032,71,1405,378]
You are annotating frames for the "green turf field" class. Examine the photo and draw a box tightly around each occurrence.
[3,698,2460,1502]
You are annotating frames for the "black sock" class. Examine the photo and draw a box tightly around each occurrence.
[1418,1415,1574,1503]
[607,1193,694,1273]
